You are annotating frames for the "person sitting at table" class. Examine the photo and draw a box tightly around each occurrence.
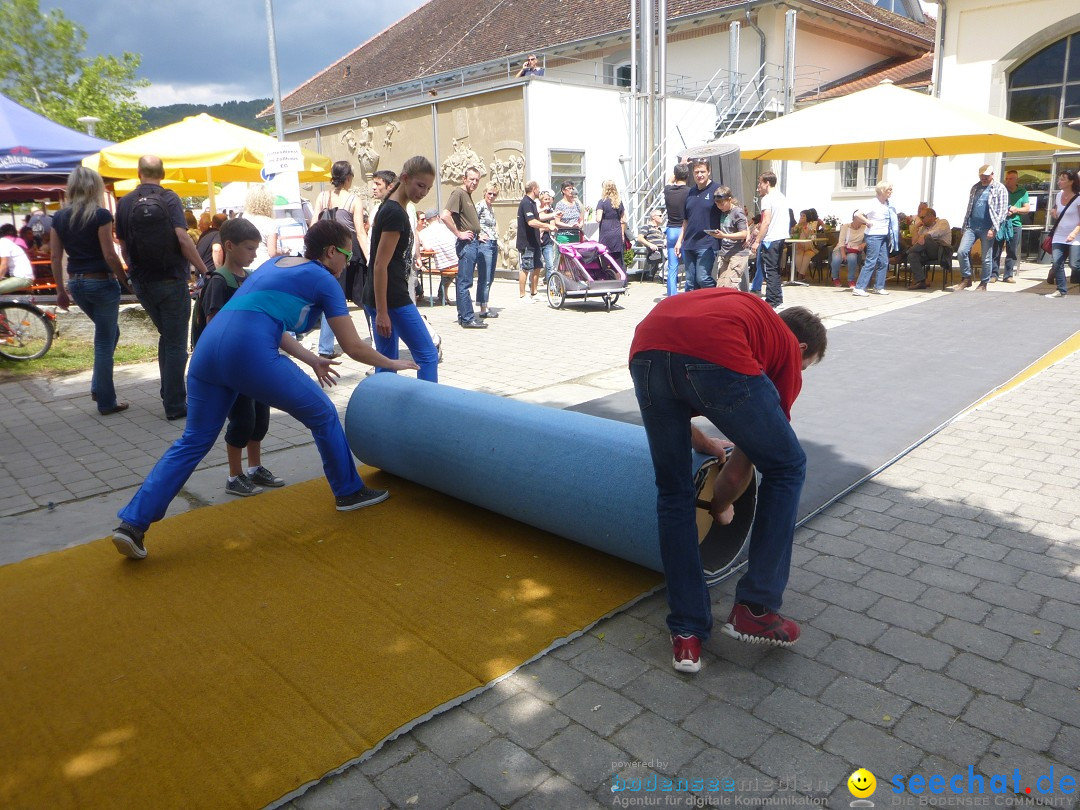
[636,208,667,281]
[906,208,951,290]
[416,208,459,301]
[792,208,820,280]
[830,211,866,287]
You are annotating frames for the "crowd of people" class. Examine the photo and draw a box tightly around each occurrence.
[635,160,1079,308]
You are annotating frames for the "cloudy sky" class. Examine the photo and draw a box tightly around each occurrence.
[42,0,429,107]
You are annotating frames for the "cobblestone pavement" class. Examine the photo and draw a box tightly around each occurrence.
[2,267,1078,809]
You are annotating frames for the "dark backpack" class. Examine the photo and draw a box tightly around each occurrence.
[125,186,178,278]
[190,268,240,349]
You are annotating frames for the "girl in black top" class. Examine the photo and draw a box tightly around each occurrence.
[52,167,132,415]
[363,156,440,382]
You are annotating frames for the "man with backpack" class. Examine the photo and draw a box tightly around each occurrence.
[116,155,210,421]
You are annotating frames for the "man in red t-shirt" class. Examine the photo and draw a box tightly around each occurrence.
[629,288,826,673]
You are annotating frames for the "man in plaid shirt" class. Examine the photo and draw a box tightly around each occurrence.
[952,164,1009,291]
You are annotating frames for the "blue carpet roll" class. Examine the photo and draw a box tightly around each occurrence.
[345,374,752,577]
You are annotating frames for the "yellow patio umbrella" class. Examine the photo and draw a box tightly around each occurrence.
[112,177,219,195]
[720,81,1076,162]
[83,113,331,209]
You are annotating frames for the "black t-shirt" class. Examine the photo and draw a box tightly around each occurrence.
[517,195,541,251]
[364,199,414,310]
[200,269,245,319]
[196,229,221,271]
[664,184,689,228]
[53,207,113,274]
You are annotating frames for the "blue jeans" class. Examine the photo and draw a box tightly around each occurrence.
[364,304,440,382]
[1051,242,1080,295]
[957,227,995,283]
[830,250,860,282]
[665,227,682,296]
[455,238,480,324]
[630,351,806,639]
[856,234,889,291]
[318,314,336,355]
[682,247,717,292]
[995,226,1022,280]
[751,250,764,292]
[475,239,498,306]
[68,276,121,412]
[130,277,191,417]
[541,242,557,277]
[760,240,784,306]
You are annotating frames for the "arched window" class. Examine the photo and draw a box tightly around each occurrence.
[1003,32,1080,220]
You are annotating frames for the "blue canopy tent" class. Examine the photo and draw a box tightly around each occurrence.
[0,92,112,198]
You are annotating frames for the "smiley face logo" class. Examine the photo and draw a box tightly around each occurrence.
[848,768,876,798]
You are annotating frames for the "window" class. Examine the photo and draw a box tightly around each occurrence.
[550,150,585,199]
[615,64,632,89]
[1006,32,1080,181]
[838,159,879,191]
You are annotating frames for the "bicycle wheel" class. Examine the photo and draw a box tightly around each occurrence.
[0,302,54,361]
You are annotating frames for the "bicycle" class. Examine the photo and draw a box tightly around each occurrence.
[0,280,58,361]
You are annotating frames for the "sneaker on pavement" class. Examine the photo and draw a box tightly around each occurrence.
[869,288,889,295]
[721,603,800,647]
[112,522,147,560]
[249,466,285,488]
[671,634,702,673]
[831,279,842,287]
[1045,290,1066,298]
[225,474,264,497]
[950,277,973,291]
[335,486,390,511]
[852,288,870,297]
[1003,277,1016,283]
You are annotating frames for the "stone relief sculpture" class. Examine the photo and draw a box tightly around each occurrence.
[440,138,486,185]
[341,118,381,179]
[383,120,401,150]
[488,152,526,197]
[499,221,520,273]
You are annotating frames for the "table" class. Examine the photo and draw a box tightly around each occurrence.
[1021,225,1045,261]
[783,238,814,287]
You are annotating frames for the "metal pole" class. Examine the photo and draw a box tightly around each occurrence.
[643,0,654,219]
[630,0,639,223]
[780,10,796,194]
[729,22,741,111]
[264,0,285,141]
[926,0,947,206]
[658,0,667,180]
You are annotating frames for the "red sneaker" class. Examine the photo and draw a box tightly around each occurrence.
[722,603,800,647]
[671,634,702,673]
[848,280,856,288]
[832,279,842,287]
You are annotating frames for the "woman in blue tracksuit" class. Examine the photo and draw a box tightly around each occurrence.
[110,220,417,560]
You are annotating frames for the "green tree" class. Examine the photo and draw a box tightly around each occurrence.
[0,0,148,140]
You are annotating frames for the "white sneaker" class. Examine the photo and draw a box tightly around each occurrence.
[852,288,870,297]
[1044,291,1066,298]
[870,288,890,295]
[529,294,540,303]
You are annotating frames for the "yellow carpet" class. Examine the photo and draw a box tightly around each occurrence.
[0,468,660,809]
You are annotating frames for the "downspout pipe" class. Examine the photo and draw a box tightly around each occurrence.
[745,1,767,103]
[927,0,946,205]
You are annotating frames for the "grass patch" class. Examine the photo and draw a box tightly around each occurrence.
[0,336,157,379]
